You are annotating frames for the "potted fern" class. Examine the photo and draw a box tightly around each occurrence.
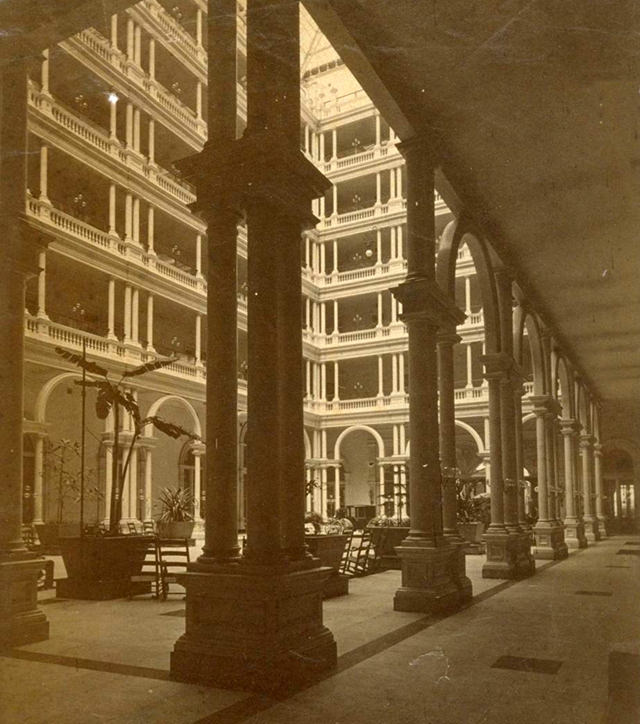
[156,487,195,540]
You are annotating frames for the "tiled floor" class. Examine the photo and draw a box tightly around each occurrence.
[1,536,638,723]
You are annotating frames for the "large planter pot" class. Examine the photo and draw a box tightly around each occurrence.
[57,535,153,600]
[305,534,349,598]
[458,521,486,553]
[156,521,195,540]
[367,526,410,570]
[35,522,81,553]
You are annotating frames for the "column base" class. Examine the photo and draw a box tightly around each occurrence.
[532,521,569,560]
[393,540,471,613]
[170,562,337,694]
[563,519,588,549]
[482,530,535,579]
[583,517,602,542]
[0,555,49,647]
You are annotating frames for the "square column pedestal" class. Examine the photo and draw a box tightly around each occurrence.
[583,517,602,543]
[393,541,472,613]
[532,522,569,560]
[0,556,49,646]
[170,562,337,693]
[482,530,536,579]
[564,518,588,549]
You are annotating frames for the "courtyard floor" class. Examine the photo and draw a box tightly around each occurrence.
[1,535,638,723]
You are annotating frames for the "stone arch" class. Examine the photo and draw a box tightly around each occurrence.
[455,420,485,454]
[576,383,591,434]
[303,429,312,459]
[146,395,202,438]
[554,354,574,419]
[602,438,640,471]
[516,312,546,396]
[34,372,82,423]
[333,424,385,460]
[405,420,484,456]
[436,216,501,354]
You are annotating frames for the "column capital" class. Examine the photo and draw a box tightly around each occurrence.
[396,134,440,165]
[190,440,206,456]
[177,133,330,228]
[579,434,594,449]
[529,394,553,416]
[481,351,512,381]
[559,418,580,435]
[436,328,462,346]
[392,276,465,328]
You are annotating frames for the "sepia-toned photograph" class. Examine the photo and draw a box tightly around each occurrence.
[0,1,638,722]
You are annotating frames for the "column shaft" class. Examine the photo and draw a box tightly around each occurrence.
[438,331,461,538]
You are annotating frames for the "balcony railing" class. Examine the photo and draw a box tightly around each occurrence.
[322,143,395,174]
[305,394,408,414]
[303,323,406,347]
[135,0,207,70]
[28,81,197,209]
[65,29,206,142]
[26,194,206,295]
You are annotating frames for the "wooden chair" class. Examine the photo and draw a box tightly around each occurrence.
[158,539,191,600]
[142,521,155,535]
[126,521,139,535]
[128,538,162,599]
[341,528,386,576]
[22,525,54,589]
[339,530,354,574]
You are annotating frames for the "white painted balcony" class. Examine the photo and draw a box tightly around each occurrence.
[460,309,484,328]
[305,394,408,415]
[303,323,406,348]
[26,194,206,296]
[133,0,207,73]
[28,81,197,211]
[64,29,206,143]
[454,386,489,403]
[321,142,396,175]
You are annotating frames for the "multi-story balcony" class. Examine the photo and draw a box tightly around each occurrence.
[28,81,201,227]
[128,0,207,81]
[26,194,206,308]
[61,28,206,148]
[303,323,406,355]
[319,142,399,181]
[24,313,206,386]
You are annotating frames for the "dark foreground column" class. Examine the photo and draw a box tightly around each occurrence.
[391,137,470,612]
[0,60,49,646]
[171,0,336,692]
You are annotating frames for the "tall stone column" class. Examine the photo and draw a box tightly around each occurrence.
[32,433,46,525]
[171,0,336,691]
[481,353,531,578]
[593,443,607,538]
[531,397,567,559]
[391,135,470,611]
[581,435,601,541]
[437,327,463,541]
[0,60,49,646]
[513,383,528,529]
[561,419,586,548]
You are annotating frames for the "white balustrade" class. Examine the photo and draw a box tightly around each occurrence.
[26,194,205,294]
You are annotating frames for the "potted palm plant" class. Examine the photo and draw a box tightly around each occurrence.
[156,487,195,539]
[53,348,199,598]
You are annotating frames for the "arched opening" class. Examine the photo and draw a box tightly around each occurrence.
[334,426,384,522]
[603,448,636,532]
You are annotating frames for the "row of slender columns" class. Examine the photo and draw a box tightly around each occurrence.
[304,224,405,274]
[303,294,403,333]
[304,353,407,401]
[303,112,384,162]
